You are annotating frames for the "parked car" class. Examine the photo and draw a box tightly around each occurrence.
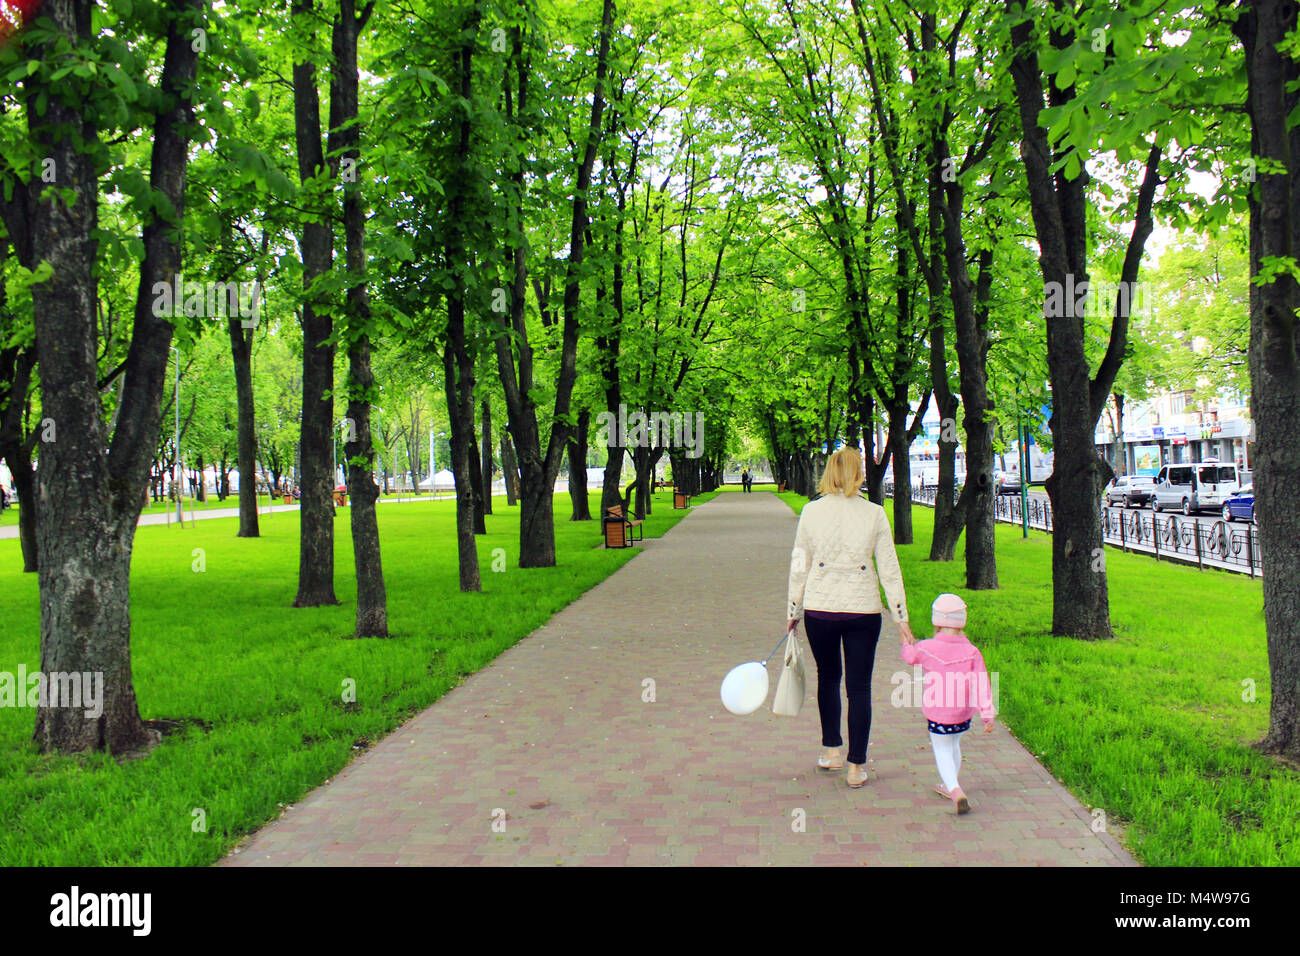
[1151,460,1246,515]
[1221,484,1255,524]
[994,469,1021,495]
[1105,474,1156,508]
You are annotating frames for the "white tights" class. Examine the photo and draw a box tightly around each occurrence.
[930,732,964,792]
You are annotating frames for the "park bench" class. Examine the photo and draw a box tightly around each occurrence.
[333,490,348,507]
[602,504,643,548]
[673,487,691,509]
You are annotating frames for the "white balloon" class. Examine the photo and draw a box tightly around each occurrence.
[720,661,769,715]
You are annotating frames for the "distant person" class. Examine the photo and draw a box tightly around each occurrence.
[0,484,7,510]
[786,447,913,789]
[900,593,996,814]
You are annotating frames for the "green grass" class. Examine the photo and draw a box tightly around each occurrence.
[0,489,708,866]
[0,490,472,528]
[776,490,1297,866]
[2,495,243,529]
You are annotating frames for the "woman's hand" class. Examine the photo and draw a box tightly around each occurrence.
[786,618,798,634]
[898,621,915,644]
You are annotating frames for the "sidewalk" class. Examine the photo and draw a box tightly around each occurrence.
[222,491,1135,866]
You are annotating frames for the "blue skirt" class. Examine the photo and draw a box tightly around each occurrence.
[927,719,971,735]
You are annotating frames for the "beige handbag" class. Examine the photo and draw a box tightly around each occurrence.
[771,631,806,717]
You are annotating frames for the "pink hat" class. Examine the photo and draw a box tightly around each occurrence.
[931,593,967,629]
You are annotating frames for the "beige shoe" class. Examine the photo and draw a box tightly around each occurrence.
[817,748,843,771]
[951,786,970,814]
[846,762,868,788]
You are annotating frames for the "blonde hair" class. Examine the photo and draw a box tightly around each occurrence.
[817,447,865,498]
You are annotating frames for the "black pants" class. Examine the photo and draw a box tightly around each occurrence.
[803,613,882,765]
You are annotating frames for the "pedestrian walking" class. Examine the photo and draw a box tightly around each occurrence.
[900,593,996,814]
[786,447,913,788]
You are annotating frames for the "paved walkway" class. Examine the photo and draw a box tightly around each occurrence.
[223,492,1134,866]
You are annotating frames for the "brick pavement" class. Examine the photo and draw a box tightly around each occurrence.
[222,491,1135,867]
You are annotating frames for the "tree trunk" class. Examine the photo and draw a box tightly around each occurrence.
[31,0,199,754]
[568,407,592,520]
[962,416,997,590]
[444,345,481,591]
[631,442,663,519]
[335,0,387,637]
[0,84,39,574]
[923,125,963,562]
[1237,0,1300,759]
[887,403,913,544]
[928,427,962,562]
[292,0,339,608]
[0,346,38,572]
[861,395,889,505]
[1007,0,1159,637]
[466,397,487,534]
[600,446,623,514]
[441,1,483,591]
[495,0,613,568]
[938,165,997,588]
[501,433,519,505]
[345,339,388,635]
[481,398,493,516]
[11,452,37,572]
[518,475,557,566]
[228,319,260,537]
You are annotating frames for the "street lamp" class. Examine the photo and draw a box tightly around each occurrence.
[1015,378,1029,539]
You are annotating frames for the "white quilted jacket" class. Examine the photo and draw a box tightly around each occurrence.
[787,494,909,623]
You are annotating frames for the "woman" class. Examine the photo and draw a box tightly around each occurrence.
[786,447,913,788]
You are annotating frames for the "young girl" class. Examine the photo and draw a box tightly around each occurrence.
[900,593,995,814]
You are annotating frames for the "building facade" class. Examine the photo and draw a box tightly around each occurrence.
[1094,387,1254,476]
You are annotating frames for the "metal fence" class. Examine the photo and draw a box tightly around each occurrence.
[899,485,1264,578]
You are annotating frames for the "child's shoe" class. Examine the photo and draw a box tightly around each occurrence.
[950,786,970,814]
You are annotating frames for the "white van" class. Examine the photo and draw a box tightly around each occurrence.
[1151,460,1245,515]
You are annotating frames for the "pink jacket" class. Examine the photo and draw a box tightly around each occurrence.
[900,631,996,726]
